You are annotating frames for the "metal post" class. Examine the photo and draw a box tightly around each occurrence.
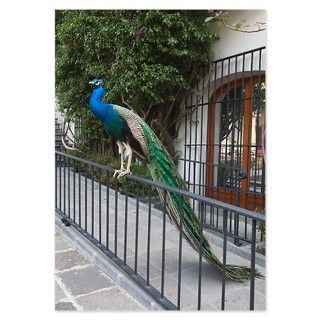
[124,178,128,265]
[134,196,139,273]
[197,201,204,310]
[221,209,228,310]
[250,219,257,310]
[161,192,167,298]
[146,195,151,286]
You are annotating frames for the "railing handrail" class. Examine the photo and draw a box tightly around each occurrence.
[212,46,266,64]
[56,151,265,222]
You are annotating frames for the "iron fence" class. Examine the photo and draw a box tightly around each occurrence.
[55,151,265,310]
[180,46,266,245]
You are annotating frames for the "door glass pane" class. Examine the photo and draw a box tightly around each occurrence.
[216,85,244,191]
[249,82,266,194]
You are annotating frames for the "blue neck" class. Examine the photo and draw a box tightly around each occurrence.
[89,86,112,122]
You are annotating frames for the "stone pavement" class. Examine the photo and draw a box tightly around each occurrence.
[55,231,146,311]
[56,166,266,310]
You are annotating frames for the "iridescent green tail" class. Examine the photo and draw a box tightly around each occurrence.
[140,121,262,282]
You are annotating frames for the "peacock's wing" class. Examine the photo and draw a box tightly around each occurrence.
[112,104,149,162]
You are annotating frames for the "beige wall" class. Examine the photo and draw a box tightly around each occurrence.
[209,10,267,60]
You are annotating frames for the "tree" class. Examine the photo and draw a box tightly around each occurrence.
[55,10,217,157]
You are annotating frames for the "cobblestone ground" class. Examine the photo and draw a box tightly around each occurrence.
[55,231,146,311]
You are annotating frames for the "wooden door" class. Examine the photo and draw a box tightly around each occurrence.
[206,76,265,211]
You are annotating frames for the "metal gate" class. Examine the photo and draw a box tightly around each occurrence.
[181,47,266,242]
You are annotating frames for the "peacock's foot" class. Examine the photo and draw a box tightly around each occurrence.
[117,169,132,178]
[113,169,125,178]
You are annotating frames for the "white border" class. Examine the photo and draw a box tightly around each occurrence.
[1,1,319,319]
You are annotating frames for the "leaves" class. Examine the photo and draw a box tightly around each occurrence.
[55,10,217,155]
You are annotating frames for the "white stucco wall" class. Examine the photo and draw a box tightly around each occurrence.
[174,10,267,194]
[210,10,267,60]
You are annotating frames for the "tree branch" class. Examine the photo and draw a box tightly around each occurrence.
[121,93,133,110]
[207,10,266,33]
[223,22,266,33]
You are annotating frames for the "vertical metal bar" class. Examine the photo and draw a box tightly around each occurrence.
[239,53,245,211]
[91,167,94,237]
[209,202,213,226]
[233,58,241,245]
[245,52,254,209]
[98,174,102,244]
[78,166,81,227]
[188,93,192,191]
[193,79,199,205]
[55,153,58,209]
[260,49,266,202]
[124,178,128,264]
[224,58,230,205]
[197,202,204,310]
[134,196,140,274]
[63,155,66,213]
[233,213,241,246]
[254,49,263,211]
[250,219,257,310]
[183,97,188,182]
[106,172,109,249]
[216,207,219,229]
[73,162,76,221]
[258,48,262,85]
[115,178,118,256]
[206,65,210,198]
[199,69,204,197]
[68,157,70,218]
[230,58,236,200]
[221,209,228,310]
[253,101,260,210]
[261,149,266,196]
[59,154,62,210]
[217,60,223,195]
[235,56,242,207]
[245,216,248,239]
[177,195,183,309]
[211,61,218,197]
[161,192,167,298]
[85,172,87,232]
[146,195,152,286]
[232,59,237,196]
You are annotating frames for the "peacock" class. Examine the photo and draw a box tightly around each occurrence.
[88,78,260,282]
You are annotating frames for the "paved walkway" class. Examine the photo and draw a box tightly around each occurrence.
[55,231,146,311]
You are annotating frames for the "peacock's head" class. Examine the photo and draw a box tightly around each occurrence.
[89,78,107,89]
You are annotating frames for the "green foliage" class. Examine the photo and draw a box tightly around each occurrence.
[55,10,217,155]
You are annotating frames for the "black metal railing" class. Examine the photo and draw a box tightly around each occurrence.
[55,151,265,310]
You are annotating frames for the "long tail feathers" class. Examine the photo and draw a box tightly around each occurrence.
[141,121,263,282]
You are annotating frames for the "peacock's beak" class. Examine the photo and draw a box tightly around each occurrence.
[89,80,94,85]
